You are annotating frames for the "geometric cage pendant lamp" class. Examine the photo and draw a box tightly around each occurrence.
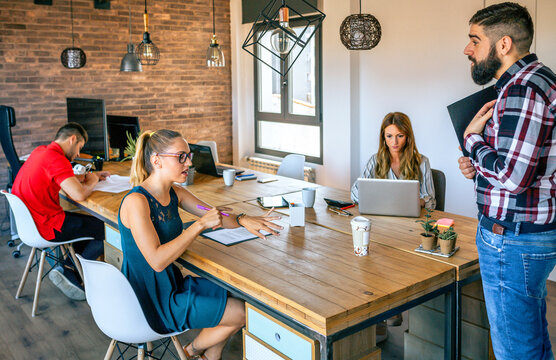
[242,0,325,77]
[120,0,142,72]
[339,0,381,50]
[61,0,86,69]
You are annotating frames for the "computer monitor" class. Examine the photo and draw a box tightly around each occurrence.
[66,98,109,160]
[106,115,140,160]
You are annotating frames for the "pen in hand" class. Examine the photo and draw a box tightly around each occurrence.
[197,204,230,217]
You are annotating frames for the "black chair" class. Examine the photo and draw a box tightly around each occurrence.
[0,105,23,252]
[0,105,22,185]
[431,169,446,212]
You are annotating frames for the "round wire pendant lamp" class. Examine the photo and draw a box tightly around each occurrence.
[61,0,86,69]
[136,0,160,65]
[340,0,381,50]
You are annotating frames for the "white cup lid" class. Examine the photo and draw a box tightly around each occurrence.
[351,216,371,229]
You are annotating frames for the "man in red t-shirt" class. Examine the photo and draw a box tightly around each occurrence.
[12,123,110,300]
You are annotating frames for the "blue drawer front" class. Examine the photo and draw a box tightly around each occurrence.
[247,307,312,360]
[105,225,122,251]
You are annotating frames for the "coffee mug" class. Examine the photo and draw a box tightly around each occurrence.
[223,169,235,186]
[350,216,371,256]
[93,157,104,171]
[302,187,316,208]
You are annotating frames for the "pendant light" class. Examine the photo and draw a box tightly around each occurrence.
[340,0,381,50]
[61,0,86,69]
[270,5,296,54]
[120,0,142,72]
[206,0,224,67]
[136,0,160,66]
[242,0,325,77]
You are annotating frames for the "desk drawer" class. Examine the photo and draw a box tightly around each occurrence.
[246,304,317,360]
[105,224,121,250]
[243,329,287,360]
[104,241,123,270]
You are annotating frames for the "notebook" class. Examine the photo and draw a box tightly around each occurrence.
[189,143,244,177]
[446,85,498,157]
[357,178,421,217]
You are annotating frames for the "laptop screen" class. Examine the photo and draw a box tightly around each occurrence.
[189,144,218,176]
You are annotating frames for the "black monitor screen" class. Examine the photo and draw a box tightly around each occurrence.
[66,98,108,159]
[107,115,140,159]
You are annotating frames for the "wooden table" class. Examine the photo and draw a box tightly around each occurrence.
[63,161,462,359]
[246,186,481,359]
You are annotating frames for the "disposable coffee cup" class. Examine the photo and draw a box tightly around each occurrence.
[302,187,316,208]
[350,216,371,256]
[223,169,235,186]
[289,202,305,227]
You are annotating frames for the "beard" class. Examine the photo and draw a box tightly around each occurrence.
[469,45,501,85]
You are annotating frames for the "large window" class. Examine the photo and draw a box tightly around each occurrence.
[254,18,322,164]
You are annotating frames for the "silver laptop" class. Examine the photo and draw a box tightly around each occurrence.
[357,178,421,217]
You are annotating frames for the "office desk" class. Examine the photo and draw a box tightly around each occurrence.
[63,163,459,359]
[246,186,481,358]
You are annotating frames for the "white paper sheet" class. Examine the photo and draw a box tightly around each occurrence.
[202,227,271,246]
[93,175,133,193]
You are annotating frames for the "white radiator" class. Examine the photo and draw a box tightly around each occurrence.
[245,156,316,183]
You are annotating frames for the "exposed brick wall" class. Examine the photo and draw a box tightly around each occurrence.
[0,0,232,234]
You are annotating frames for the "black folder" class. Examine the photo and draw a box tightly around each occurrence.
[447,86,498,156]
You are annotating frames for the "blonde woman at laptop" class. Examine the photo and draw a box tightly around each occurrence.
[351,112,436,210]
[350,112,436,335]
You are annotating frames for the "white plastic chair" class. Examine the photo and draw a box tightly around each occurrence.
[276,154,306,180]
[196,140,219,163]
[77,254,190,360]
[0,190,93,317]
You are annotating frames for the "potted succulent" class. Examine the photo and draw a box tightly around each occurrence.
[416,208,438,250]
[120,131,140,162]
[438,226,458,254]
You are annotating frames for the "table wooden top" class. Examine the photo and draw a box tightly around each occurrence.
[69,162,459,336]
[178,202,454,336]
[246,186,480,281]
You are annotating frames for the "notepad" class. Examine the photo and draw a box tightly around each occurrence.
[183,221,271,246]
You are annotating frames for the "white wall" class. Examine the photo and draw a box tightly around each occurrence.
[231,0,556,218]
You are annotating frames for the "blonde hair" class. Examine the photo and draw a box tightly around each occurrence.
[375,112,422,181]
[130,129,183,186]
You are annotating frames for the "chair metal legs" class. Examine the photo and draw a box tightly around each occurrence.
[104,339,117,360]
[16,247,36,299]
[32,250,46,317]
[171,336,188,360]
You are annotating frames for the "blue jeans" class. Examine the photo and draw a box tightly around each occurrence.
[476,222,556,360]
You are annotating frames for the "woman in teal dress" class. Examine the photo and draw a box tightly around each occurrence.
[118,130,282,360]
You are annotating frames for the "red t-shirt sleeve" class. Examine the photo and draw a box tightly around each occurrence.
[46,155,75,186]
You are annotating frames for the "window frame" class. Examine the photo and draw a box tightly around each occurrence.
[253,15,323,164]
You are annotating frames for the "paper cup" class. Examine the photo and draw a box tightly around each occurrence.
[223,169,235,186]
[350,216,371,256]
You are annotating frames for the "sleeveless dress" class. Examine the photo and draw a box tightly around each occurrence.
[118,186,227,333]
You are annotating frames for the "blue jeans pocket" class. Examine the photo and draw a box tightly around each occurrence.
[523,252,556,299]
[478,226,504,251]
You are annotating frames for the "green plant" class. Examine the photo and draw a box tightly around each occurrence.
[438,226,457,241]
[416,208,437,236]
[120,131,140,162]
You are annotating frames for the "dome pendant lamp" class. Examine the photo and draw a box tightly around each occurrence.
[206,0,225,67]
[136,0,160,65]
[340,0,382,50]
[61,0,86,69]
[120,0,142,72]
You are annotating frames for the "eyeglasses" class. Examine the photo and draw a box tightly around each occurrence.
[156,152,193,164]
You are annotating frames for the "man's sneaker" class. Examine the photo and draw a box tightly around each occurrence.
[48,266,86,301]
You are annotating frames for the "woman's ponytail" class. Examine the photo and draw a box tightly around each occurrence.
[130,131,153,186]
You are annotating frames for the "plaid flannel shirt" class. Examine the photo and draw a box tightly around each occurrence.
[464,54,556,224]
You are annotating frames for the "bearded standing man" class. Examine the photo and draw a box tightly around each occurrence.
[457,2,556,359]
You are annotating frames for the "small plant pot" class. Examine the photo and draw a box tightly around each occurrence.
[439,237,456,254]
[420,233,437,250]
